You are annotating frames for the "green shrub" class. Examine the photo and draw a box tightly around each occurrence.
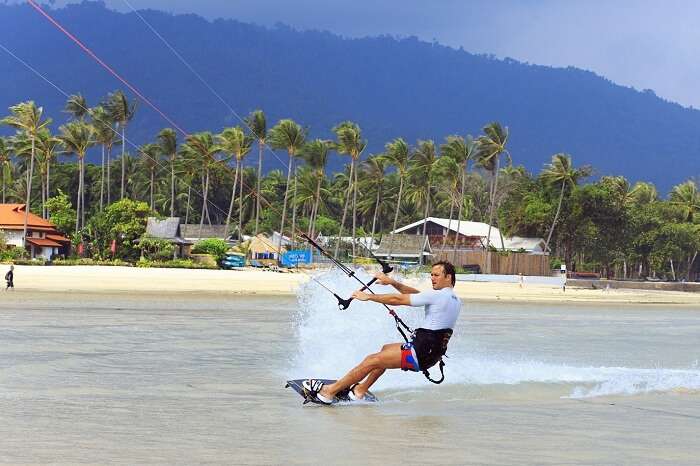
[51,258,132,267]
[0,247,28,262]
[136,236,175,261]
[191,238,228,261]
[135,259,218,269]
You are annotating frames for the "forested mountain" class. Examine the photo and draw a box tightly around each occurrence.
[1,1,698,192]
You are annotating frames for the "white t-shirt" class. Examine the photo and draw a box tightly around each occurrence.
[408,287,461,330]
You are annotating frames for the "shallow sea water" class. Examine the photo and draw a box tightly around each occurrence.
[1,281,699,465]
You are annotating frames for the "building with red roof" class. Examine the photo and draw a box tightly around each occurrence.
[0,204,71,260]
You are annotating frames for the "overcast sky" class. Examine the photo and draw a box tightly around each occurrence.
[25,0,700,109]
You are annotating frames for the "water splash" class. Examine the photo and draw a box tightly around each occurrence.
[290,268,700,398]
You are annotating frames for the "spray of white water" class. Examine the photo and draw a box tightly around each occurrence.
[289,269,700,398]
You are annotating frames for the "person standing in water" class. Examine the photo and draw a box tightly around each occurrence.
[303,261,461,404]
[5,265,14,290]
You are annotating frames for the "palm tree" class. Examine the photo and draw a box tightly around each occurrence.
[218,126,253,239]
[332,121,366,258]
[59,120,95,233]
[139,143,162,211]
[0,137,12,203]
[90,105,118,210]
[300,139,332,241]
[540,153,591,252]
[157,128,178,217]
[64,94,88,121]
[440,135,479,262]
[670,180,700,222]
[380,137,411,259]
[1,101,52,247]
[476,122,510,272]
[34,129,61,218]
[407,140,438,264]
[268,119,306,253]
[245,110,266,236]
[629,181,658,205]
[181,132,223,238]
[104,91,136,200]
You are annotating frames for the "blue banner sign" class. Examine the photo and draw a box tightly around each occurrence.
[281,249,312,267]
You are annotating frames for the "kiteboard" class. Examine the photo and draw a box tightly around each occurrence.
[285,379,378,405]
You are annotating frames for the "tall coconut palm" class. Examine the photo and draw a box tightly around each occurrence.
[300,139,332,241]
[380,137,411,259]
[139,143,162,211]
[432,152,460,255]
[332,121,366,258]
[407,140,438,264]
[0,137,12,203]
[90,105,118,210]
[268,119,306,253]
[157,128,178,217]
[670,180,700,222]
[181,132,223,238]
[440,135,479,262]
[358,155,387,255]
[104,91,136,200]
[541,153,591,253]
[245,110,266,236]
[476,122,510,272]
[629,181,658,206]
[218,126,253,239]
[64,94,88,121]
[34,129,60,218]
[59,120,95,233]
[1,101,52,247]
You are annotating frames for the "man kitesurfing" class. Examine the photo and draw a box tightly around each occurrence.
[302,260,461,405]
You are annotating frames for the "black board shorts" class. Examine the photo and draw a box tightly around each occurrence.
[401,328,453,372]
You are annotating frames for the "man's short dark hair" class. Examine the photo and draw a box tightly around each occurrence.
[432,260,456,286]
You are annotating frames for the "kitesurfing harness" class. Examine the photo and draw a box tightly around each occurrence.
[301,234,447,384]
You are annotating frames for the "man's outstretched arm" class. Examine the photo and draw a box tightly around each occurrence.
[351,290,411,306]
[373,272,420,294]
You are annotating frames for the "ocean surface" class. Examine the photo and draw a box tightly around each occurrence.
[1,272,699,465]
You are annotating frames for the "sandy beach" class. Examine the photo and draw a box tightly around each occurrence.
[2,264,699,305]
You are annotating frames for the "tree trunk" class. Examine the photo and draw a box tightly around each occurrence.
[254,141,263,236]
[290,166,298,250]
[687,251,697,281]
[75,157,82,235]
[453,167,467,264]
[440,193,455,255]
[670,258,676,281]
[277,153,294,256]
[100,144,105,211]
[150,168,154,211]
[120,125,126,199]
[81,158,86,230]
[387,175,404,259]
[544,181,566,253]
[46,156,50,212]
[351,157,358,258]
[106,142,112,205]
[239,162,245,243]
[369,181,382,257]
[419,191,431,265]
[334,159,355,259]
[198,169,210,239]
[22,137,35,249]
[225,160,240,239]
[170,156,175,218]
[308,173,322,240]
[484,157,500,273]
[185,185,191,225]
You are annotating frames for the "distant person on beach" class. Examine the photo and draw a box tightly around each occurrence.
[5,265,14,290]
[303,261,460,404]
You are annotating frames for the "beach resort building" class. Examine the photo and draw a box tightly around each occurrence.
[0,203,70,260]
[378,217,548,275]
[142,217,192,258]
[180,224,235,245]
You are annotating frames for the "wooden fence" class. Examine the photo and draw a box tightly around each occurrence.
[431,250,550,276]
